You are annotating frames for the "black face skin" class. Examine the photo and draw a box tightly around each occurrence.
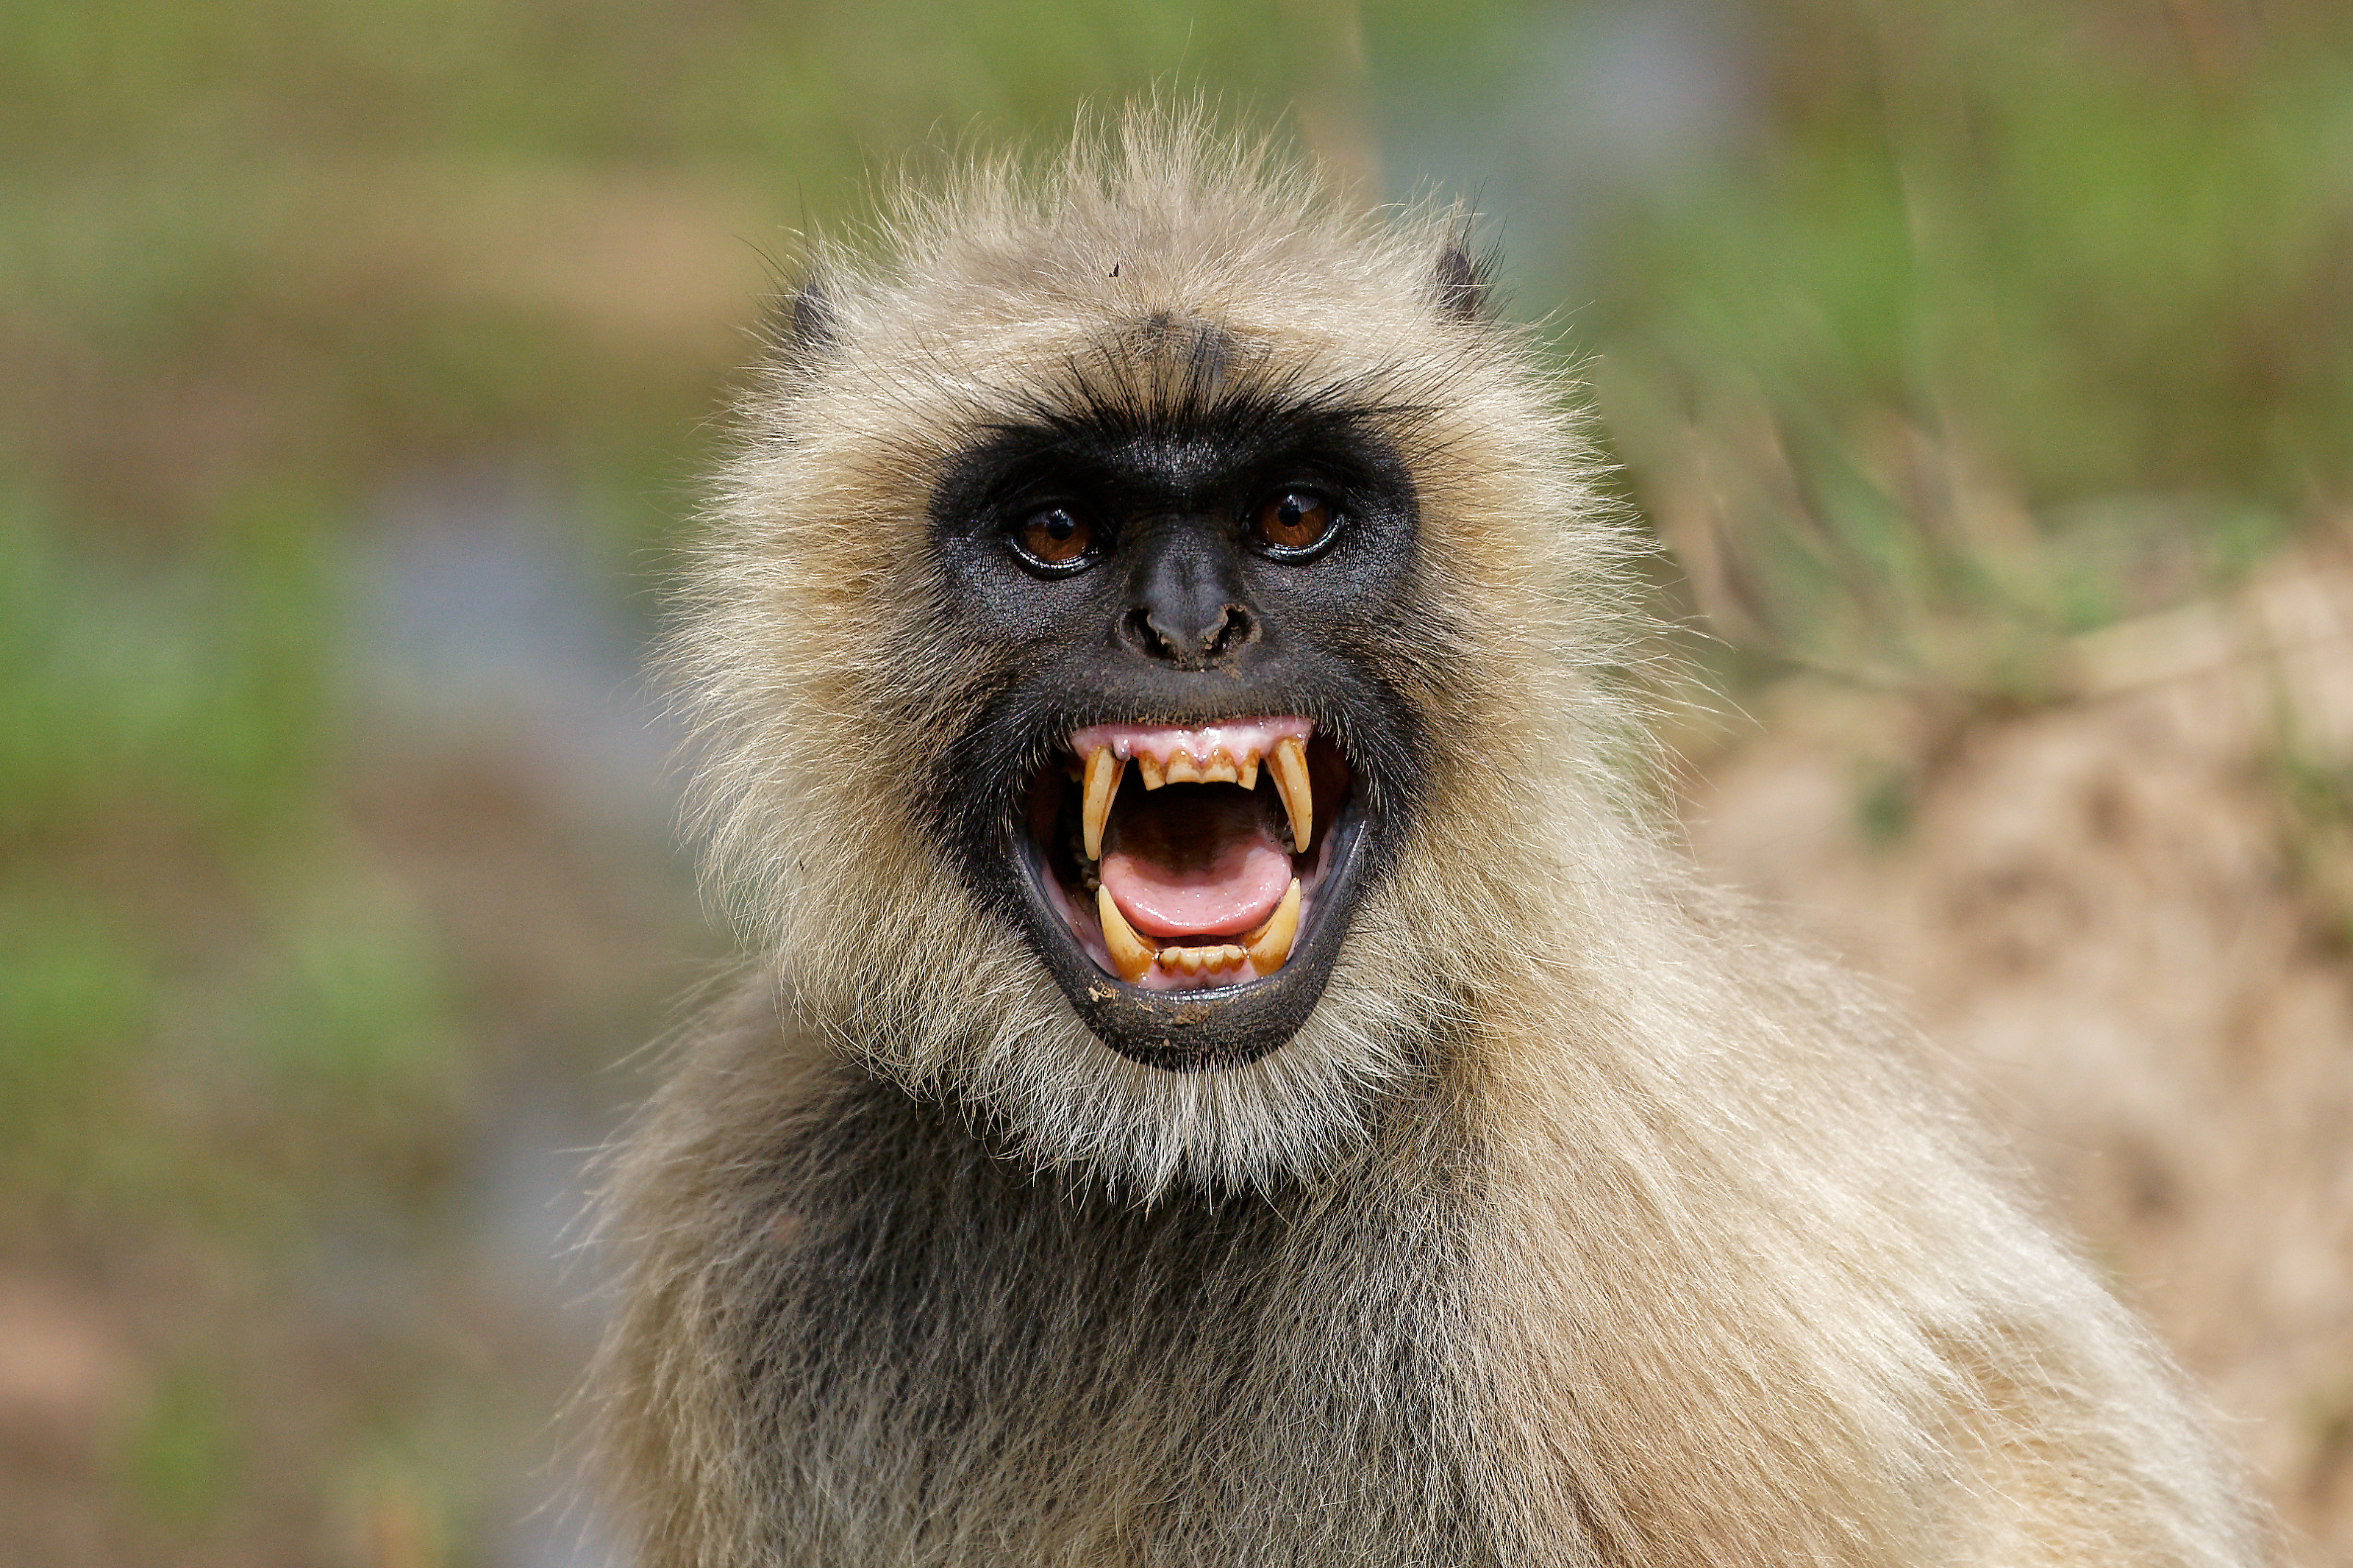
[922,348,1434,1071]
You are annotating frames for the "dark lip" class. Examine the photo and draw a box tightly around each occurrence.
[1009,765,1375,1073]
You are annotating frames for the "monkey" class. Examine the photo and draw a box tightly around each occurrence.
[592,109,2276,1567]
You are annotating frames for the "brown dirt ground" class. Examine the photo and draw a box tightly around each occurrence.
[1682,540,2353,1564]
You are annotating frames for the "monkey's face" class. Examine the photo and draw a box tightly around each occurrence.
[679,143,1621,1181]
[926,384,1432,1070]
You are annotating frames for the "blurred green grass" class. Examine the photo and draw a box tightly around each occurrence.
[2,0,2348,1562]
[1589,2,2352,691]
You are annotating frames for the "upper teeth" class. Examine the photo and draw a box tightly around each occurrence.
[1266,737,1312,851]
[1137,749,1261,790]
[1078,731,1313,868]
[1081,747,1123,862]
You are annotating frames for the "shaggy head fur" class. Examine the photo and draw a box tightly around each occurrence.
[671,109,1642,1192]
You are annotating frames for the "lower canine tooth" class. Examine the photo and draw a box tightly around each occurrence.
[1243,878,1302,974]
[1081,748,1123,862]
[1096,887,1156,984]
[1270,737,1313,851]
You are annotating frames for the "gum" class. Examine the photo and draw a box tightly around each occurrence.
[1068,716,1313,767]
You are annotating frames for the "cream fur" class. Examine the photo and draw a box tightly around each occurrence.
[599,107,2277,1566]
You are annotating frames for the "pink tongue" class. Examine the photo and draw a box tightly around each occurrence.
[1099,790,1292,939]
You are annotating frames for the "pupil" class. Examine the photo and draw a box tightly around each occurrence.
[1046,513,1075,541]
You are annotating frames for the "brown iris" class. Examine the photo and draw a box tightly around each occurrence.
[1017,506,1093,566]
[1254,491,1335,553]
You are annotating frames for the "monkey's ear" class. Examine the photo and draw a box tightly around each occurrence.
[774,273,838,358]
[1428,232,1497,325]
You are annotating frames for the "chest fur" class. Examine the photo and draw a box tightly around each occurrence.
[723,1084,1512,1567]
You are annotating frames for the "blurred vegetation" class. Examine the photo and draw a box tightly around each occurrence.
[1,0,2347,1562]
[1585,0,2353,691]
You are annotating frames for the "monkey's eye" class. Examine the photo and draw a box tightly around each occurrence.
[1251,490,1338,557]
[1011,506,1096,571]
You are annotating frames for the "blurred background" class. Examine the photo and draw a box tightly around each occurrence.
[2,0,2349,1562]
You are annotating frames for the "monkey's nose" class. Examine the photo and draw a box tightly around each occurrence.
[1122,602,1259,666]
[1121,529,1261,668]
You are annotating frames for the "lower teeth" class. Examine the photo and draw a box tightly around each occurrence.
[1090,878,1302,985]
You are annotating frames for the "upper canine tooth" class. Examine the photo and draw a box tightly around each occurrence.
[1096,887,1156,984]
[1269,737,1313,851]
[1136,754,1166,790]
[1243,878,1302,974]
[1081,748,1124,862]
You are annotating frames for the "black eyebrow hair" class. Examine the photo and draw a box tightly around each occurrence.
[935,390,1413,528]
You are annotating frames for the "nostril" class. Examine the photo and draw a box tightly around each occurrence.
[1123,607,1172,659]
[1206,605,1257,659]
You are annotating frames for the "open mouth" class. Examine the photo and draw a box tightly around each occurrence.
[1021,716,1359,998]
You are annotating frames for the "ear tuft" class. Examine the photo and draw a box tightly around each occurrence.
[1429,233,1496,324]
[778,274,837,357]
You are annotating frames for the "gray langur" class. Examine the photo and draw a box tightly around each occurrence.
[593,111,2275,1567]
